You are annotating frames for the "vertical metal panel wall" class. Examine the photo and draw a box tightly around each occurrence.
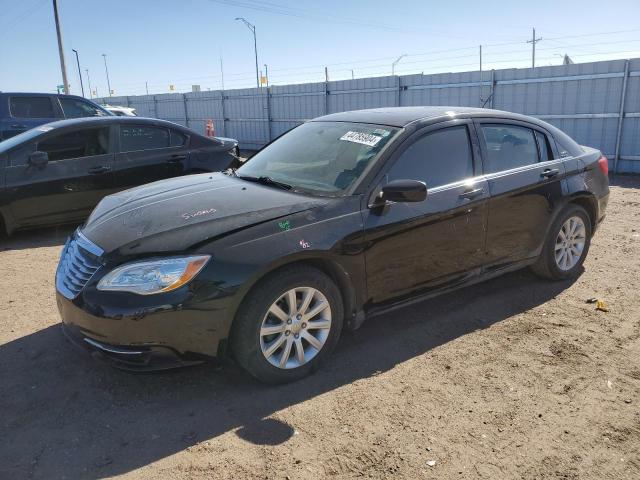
[94,57,640,173]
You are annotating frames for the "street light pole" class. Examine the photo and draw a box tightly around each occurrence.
[72,49,84,97]
[52,0,69,94]
[235,17,259,88]
[85,69,92,98]
[102,53,112,96]
[264,64,269,87]
[391,54,407,76]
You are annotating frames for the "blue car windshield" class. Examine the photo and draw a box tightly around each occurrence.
[236,121,399,194]
[0,125,54,153]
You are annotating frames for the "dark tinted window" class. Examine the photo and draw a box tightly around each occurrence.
[535,130,553,162]
[120,126,170,151]
[387,126,474,188]
[38,128,110,161]
[59,98,107,118]
[481,124,539,173]
[10,96,54,118]
[170,130,187,147]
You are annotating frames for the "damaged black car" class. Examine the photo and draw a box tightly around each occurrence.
[56,107,609,384]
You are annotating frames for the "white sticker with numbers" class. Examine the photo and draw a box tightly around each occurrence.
[340,131,383,147]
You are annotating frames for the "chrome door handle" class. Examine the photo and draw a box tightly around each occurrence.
[541,168,560,178]
[459,188,484,200]
[87,165,111,174]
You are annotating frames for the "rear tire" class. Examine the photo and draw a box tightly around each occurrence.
[230,265,343,384]
[531,204,592,280]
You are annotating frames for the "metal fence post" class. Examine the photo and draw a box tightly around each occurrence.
[182,94,189,128]
[265,86,272,142]
[153,95,158,118]
[396,76,401,106]
[324,80,329,115]
[490,70,495,109]
[220,91,226,137]
[613,60,630,174]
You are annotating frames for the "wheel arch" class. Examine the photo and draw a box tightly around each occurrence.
[229,256,359,334]
[566,192,598,231]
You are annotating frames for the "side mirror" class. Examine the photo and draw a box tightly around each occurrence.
[380,179,427,203]
[29,151,49,167]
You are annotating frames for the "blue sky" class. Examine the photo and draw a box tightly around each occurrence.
[1,0,639,97]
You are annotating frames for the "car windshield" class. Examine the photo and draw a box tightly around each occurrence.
[0,125,53,153]
[236,121,399,194]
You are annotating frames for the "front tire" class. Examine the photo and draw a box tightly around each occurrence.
[531,204,592,280]
[230,265,343,384]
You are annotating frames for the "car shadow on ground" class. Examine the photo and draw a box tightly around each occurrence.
[0,268,578,479]
[0,224,77,251]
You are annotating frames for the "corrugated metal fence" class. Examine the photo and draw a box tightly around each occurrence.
[95,58,640,173]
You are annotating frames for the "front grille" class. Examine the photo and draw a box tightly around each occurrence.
[56,231,104,299]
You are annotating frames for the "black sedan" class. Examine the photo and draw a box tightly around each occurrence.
[0,116,240,235]
[55,106,609,384]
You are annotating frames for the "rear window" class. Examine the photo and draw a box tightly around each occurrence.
[481,124,539,173]
[120,125,170,151]
[10,96,54,118]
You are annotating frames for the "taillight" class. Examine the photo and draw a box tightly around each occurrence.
[598,155,609,176]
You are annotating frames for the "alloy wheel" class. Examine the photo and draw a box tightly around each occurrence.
[554,215,586,271]
[259,287,332,369]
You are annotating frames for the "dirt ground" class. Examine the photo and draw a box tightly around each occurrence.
[1,177,639,480]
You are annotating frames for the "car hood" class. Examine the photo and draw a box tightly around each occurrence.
[82,173,327,255]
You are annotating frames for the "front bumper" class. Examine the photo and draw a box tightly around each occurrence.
[56,270,237,371]
[61,321,202,371]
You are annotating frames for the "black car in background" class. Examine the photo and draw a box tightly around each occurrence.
[55,106,609,384]
[0,92,112,140]
[0,116,240,234]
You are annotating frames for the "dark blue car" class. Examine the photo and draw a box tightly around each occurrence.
[0,92,111,141]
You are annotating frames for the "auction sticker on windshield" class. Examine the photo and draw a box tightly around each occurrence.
[340,131,385,147]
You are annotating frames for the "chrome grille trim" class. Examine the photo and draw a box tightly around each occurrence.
[56,230,104,300]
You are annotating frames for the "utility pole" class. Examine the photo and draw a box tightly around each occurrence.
[391,54,407,76]
[527,27,542,68]
[52,0,69,94]
[351,69,354,80]
[102,54,112,96]
[325,67,329,82]
[72,49,84,97]
[145,81,149,95]
[85,69,92,98]
[263,64,269,87]
[220,57,225,90]
[235,17,259,88]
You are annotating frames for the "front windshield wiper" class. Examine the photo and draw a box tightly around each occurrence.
[236,174,294,191]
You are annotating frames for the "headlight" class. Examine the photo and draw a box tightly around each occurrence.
[97,255,210,295]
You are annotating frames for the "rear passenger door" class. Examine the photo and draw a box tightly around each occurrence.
[363,121,490,306]
[2,95,61,140]
[112,124,190,190]
[476,120,565,267]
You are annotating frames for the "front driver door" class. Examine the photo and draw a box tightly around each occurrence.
[363,121,489,307]
[5,126,115,227]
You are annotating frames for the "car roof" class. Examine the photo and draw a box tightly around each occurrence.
[312,106,548,128]
[30,116,190,131]
[1,92,93,101]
